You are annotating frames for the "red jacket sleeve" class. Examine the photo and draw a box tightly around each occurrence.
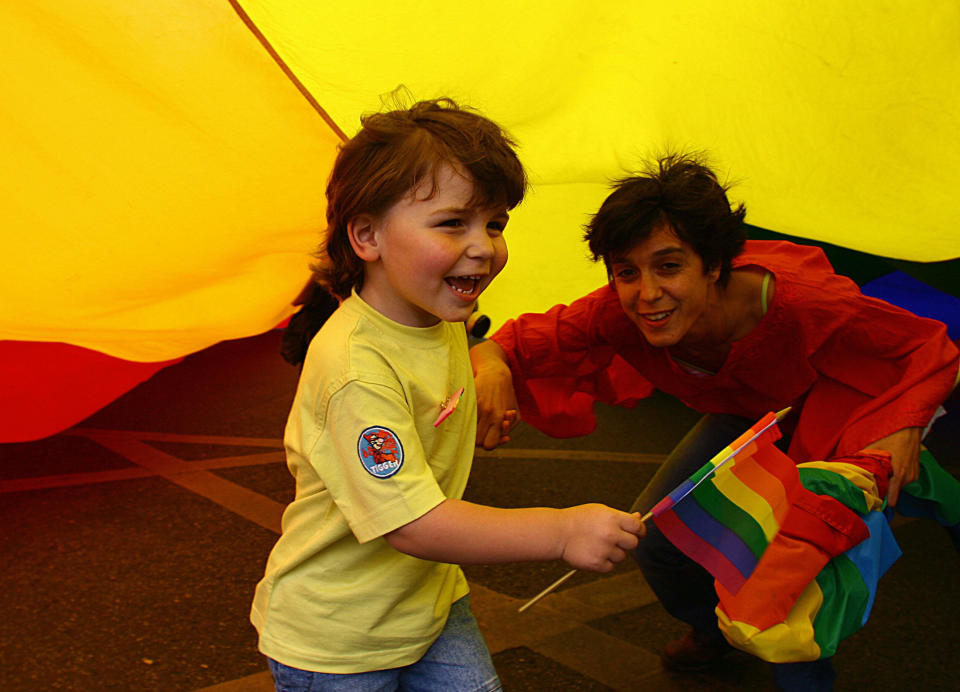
[491,286,655,437]
[736,242,958,462]
[790,282,958,461]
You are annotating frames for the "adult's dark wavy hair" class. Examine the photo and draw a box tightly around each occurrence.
[584,153,747,286]
[314,98,527,299]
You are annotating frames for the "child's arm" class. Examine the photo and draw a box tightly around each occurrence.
[385,499,644,573]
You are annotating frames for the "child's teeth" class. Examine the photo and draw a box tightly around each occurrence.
[447,276,479,293]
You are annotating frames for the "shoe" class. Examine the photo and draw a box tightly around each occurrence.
[661,630,731,672]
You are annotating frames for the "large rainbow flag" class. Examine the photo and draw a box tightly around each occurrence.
[718,447,960,661]
[717,450,896,660]
[650,411,801,594]
[3,2,958,446]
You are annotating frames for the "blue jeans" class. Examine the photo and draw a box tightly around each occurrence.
[267,595,500,692]
[630,414,835,691]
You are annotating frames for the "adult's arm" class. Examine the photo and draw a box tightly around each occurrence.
[802,280,959,503]
[861,426,923,506]
[470,339,520,450]
[477,287,655,441]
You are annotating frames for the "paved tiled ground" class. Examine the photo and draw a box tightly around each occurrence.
[2,331,957,691]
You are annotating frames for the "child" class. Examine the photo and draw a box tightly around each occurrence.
[250,98,645,691]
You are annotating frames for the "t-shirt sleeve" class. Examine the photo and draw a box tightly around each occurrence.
[309,377,448,544]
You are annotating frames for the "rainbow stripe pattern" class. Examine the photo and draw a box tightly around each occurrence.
[717,448,959,661]
[651,412,801,595]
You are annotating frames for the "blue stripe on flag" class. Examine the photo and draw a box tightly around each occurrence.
[667,479,696,505]
[843,511,901,625]
[672,494,759,579]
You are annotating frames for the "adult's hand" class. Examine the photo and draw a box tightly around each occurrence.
[862,426,922,507]
[470,339,520,450]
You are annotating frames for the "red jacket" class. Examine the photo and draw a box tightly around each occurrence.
[491,241,958,463]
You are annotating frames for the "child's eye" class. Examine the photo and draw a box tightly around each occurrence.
[487,221,506,233]
[437,218,464,228]
[613,267,637,280]
[659,262,682,272]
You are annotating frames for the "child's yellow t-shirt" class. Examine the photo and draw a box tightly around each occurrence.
[251,293,473,673]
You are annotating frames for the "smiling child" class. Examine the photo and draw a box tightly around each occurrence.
[250,99,645,692]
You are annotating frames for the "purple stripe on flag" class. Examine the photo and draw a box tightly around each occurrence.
[672,496,758,580]
[653,509,747,594]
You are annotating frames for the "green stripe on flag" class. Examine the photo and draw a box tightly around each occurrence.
[812,554,870,658]
[902,449,960,525]
[799,468,871,514]
[688,457,723,485]
[693,480,768,559]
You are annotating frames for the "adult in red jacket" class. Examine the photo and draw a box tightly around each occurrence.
[470,154,959,691]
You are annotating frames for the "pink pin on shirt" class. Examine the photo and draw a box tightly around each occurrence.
[433,386,465,427]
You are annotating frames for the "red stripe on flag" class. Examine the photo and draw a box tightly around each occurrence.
[754,445,801,525]
[654,505,747,594]
[729,452,790,527]
[724,412,779,455]
[651,496,675,515]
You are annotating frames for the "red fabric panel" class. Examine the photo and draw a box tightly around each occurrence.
[828,451,894,500]
[0,341,179,442]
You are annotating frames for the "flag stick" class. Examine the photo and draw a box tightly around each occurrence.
[517,510,653,613]
[516,570,575,613]
[517,408,791,614]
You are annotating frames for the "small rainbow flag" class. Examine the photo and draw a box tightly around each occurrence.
[650,411,801,595]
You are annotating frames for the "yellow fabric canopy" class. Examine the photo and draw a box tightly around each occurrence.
[2,1,340,361]
[3,1,958,365]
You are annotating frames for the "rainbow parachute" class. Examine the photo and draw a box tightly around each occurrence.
[3,1,959,442]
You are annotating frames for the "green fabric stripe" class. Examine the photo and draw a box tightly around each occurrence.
[799,468,871,515]
[903,449,960,525]
[689,458,721,485]
[693,480,768,559]
[812,555,869,658]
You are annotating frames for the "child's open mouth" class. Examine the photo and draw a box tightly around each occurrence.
[445,275,482,298]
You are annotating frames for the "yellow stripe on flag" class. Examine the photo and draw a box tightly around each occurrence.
[718,580,824,663]
[711,462,781,542]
